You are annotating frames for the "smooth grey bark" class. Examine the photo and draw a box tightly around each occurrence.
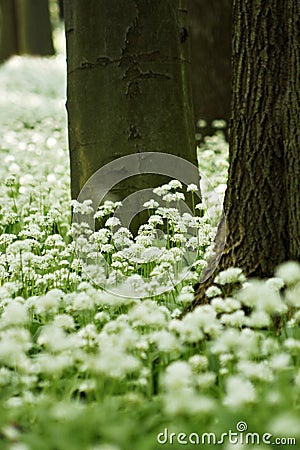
[64,0,197,210]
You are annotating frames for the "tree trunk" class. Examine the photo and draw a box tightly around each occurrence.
[15,0,54,55]
[0,0,54,61]
[187,0,231,136]
[64,0,197,205]
[58,0,64,20]
[194,0,300,306]
[0,0,18,62]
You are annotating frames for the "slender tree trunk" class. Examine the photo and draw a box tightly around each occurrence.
[15,0,54,56]
[194,0,300,306]
[187,0,231,136]
[58,0,64,21]
[64,0,197,203]
[0,0,18,62]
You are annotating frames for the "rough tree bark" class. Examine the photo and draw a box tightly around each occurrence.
[187,0,231,135]
[194,0,300,307]
[64,0,197,206]
[0,0,54,62]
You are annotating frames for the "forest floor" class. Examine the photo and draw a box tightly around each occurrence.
[0,40,299,450]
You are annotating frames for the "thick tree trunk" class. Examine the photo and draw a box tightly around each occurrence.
[0,0,54,61]
[64,0,197,203]
[187,0,231,136]
[0,0,18,62]
[15,0,54,56]
[194,0,300,307]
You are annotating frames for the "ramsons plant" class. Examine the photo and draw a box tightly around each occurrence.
[0,45,299,450]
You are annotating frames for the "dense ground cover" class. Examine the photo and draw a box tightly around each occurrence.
[0,47,300,450]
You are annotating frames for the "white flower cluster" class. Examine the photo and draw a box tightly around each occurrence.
[0,49,299,450]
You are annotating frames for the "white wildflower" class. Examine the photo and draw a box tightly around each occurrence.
[35,353,74,374]
[143,199,159,209]
[71,199,93,215]
[215,267,245,285]
[149,330,180,353]
[5,174,16,187]
[195,202,206,211]
[284,338,300,354]
[294,369,300,387]
[153,185,170,196]
[90,229,110,246]
[284,282,300,307]
[224,376,256,409]
[206,285,222,298]
[269,353,291,371]
[37,325,77,353]
[0,328,31,367]
[195,372,216,389]
[171,308,182,319]
[162,193,178,203]
[90,348,140,378]
[8,444,30,450]
[35,289,63,315]
[53,314,75,330]
[237,360,273,382]
[1,300,28,327]
[177,285,194,305]
[168,180,182,190]
[129,300,168,328]
[275,261,300,286]
[266,277,284,290]
[187,183,199,192]
[212,119,227,129]
[190,305,221,337]
[211,297,241,313]
[246,310,271,328]
[164,389,215,416]
[261,337,280,356]
[212,328,259,359]
[94,311,110,324]
[169,318,204,344]
[269,413,300,437]
[105,217,121,228]
[72,291,96,311]
[197,119,207,128]
[237,280,286,314]
[188,354,208,372]
[220,310,246,327]
[163,361,192,390]
[148,214,164,226]
[77,324,98,349]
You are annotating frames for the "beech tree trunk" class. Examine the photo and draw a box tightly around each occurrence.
[194,0,300,305]
[15,0,54,55]
[0,0,54,62]
[0,0,18,62]
[188,0,231,135]
[64,0,197,203]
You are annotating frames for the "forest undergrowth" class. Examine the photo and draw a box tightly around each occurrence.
[0,46,299,450]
